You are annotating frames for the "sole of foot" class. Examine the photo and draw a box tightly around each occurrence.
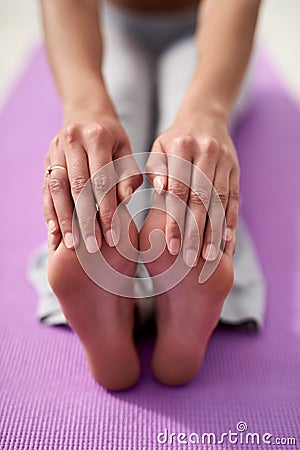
[48,211,140,391]
[139,199,234,386]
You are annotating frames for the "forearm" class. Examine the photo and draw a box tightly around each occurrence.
[40,0,114,116]
[176,0,261,122]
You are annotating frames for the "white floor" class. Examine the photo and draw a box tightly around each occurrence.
[0,0,300,108]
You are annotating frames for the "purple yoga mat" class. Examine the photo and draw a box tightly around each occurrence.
[0,46,299,450]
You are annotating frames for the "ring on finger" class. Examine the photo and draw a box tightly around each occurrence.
[45,165,67,177]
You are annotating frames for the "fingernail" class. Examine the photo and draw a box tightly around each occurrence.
[184,249,198,267]
[106,229,118,247]
[48,220,56,233]
[169,238,181,255]
[225,227,233,241]
[86,236,98,253]
[123,186,133,204]
[64,232,74,249]
[153,176,164,194]
[205,244,217,261]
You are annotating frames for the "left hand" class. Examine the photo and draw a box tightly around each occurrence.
[145,113,240,267]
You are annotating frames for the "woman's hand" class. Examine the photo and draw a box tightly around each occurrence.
[43,111,142,253]
[146,113,240,267]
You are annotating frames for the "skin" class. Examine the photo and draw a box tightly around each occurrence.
[139,194,236,385]
[41,0,261,389]
[47,204,141,390]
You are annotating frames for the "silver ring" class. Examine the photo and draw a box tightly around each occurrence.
[45,165,67,177]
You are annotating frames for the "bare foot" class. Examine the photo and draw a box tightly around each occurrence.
[48,207,140,391]
[139,194,234,386]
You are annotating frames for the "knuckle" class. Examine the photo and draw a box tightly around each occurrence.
[79,217,94,233]
[229,187,240,202]
[50,135,59,147]
[201,137,219,156]
[169,182,188,199]
[92,173,114,192]
[210,190,225,208]
[70,175,87,194]
[220,144,232,161]
[100,208,114,227]
[59,216,71,230]
[65,124,79,143]
[49,177,68,194]
[172,134,196,152]
[191,187,211,208]
[215,187,228,205]
[85,123,109,143]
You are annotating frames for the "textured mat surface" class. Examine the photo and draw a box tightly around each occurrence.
[0,47,300,450]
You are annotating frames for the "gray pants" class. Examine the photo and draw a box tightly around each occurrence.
[28,3,266,330]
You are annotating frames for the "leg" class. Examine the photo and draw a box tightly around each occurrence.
[139,193,234,385]
[48,208,140,390]
[48,8,154,390]
[156,34,257,134]
[102,2,155,229]
[139,36,264,385]
[156,37,265,329]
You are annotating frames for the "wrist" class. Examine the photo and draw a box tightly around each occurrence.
[62,79,117,123]
[175,91,230,126]
[173,103,228,130]
[176,70,233,126]
[63,100,118,127]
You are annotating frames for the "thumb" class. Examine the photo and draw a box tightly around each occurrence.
[145,141,168,194]
[115,145,143,203]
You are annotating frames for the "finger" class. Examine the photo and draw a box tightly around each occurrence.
[47,229,61,253]
[202,159,230,261]
[165,138,194,255]
[84,124,119,247]
[43,153,59,235]
[183,163,213,267]
[43,181,59,233]
[202,185,227,262]
[224,233,236,257]
[182,138,218,266]
[63,127,102,253]
[224,168,240,241]
[114,145,143,204]
[145,140,168,194]
[48,137,78,250]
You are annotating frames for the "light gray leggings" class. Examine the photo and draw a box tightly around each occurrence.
[101,3,265,329]
[28,3,266,330]
[102,3,251,224]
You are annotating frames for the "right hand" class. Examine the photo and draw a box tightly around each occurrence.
[43,113,142,253]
